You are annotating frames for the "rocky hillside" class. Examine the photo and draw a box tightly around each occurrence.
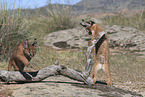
[24,0,145,16]
[73,0,145,14]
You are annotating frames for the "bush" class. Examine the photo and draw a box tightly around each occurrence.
[0,2,77,60]
[29,4,76,35]
[103,11,145,30]
[0,3,29,60]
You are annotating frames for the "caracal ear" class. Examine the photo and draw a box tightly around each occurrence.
[82,19,85,22]
[80,23,87,27]
[80,19,85,27]
[24,39,28,49]
[32,38,37,47]
[85,20,95,26]
[89,21,95,26]
[80,19,93,27]
[80,19,88,27]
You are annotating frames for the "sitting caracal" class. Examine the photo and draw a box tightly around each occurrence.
[80,20,112,86]
[8,38,37,72]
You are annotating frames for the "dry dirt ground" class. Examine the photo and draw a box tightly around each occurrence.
[0,48,145,97]
[0,47,145,97]
[0,75,144,97]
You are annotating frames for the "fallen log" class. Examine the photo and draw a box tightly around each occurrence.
[0,33,105,84]
[0,64,93,84]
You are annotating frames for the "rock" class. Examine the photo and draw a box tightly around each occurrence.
[11,76,143,97]
[44,25,145,55]
[105,25,145,53]
[44,27,90,49]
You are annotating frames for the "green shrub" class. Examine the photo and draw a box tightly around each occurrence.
[29,4,76,36]
[47,4,76,31]
[0,1,29,60]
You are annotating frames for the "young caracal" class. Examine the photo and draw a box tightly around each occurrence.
[80,20,112,86]
[8,38,37,72]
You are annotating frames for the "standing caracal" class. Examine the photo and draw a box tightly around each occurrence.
[80,20,112,86]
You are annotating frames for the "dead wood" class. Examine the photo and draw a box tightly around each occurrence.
[0,64,94,84]
[0,33,105,84]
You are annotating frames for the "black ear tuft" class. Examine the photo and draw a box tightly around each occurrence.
[32,38,37,47]
[90,21,95,26]
[34,38,37,41]
[24,39,29,49]
[80,23,87,27]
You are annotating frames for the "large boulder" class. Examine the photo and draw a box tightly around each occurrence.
[44,25,145,55]
[44,27,90,49]
[105,25,145,53]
